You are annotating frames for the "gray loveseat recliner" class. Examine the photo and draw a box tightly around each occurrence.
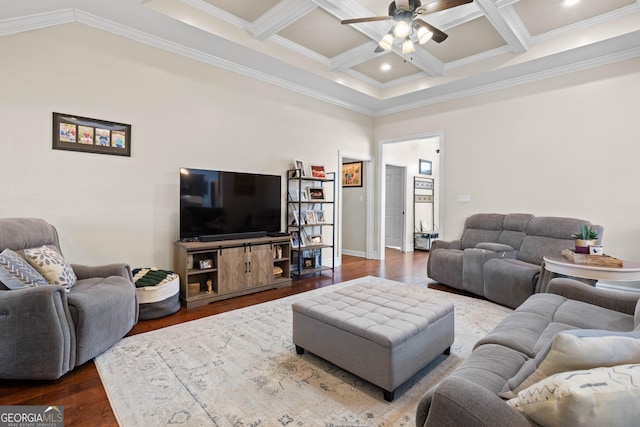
[0,218,138,380]
[417,277,640,426]
[427,213,603,308]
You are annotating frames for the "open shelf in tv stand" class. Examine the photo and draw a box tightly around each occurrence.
[174,235,292,308]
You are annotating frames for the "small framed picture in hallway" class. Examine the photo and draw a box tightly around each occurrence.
[342,161,362,187]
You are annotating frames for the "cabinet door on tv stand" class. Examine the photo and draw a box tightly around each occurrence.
[247,244,272,287]
[217,246,246,293]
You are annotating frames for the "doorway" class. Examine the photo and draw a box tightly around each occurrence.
[377,132,444,260]
[339,152,375,261]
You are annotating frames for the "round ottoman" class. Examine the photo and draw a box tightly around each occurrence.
[133,268,180,320]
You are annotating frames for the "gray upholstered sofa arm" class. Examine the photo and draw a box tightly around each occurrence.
[430,239,461,251]
[419,377,530,427]
[71,263,133,281]
[0,286,75,379]
[547,278,639,315]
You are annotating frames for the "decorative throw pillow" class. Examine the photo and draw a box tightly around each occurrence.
[500,330,640,399]
[507,364,640,427]
[23,245,77,289]
[0,248,49,290]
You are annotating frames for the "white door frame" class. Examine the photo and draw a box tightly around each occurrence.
[338,151,375,260]
[377,131,445,260]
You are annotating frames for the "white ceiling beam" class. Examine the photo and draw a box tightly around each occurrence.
[313,0,385,24]
[420,2,482,30]
[474,0,528,53]
[406,48,445,75]
[251,0,317,41]
[498,4,531,48]
[330,41,382,72]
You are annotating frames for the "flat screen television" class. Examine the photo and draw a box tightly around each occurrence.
[179,168,282,241]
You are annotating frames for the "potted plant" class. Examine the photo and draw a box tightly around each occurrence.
[572,224,598,254]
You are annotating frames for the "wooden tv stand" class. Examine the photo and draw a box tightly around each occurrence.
[174,235,292,308]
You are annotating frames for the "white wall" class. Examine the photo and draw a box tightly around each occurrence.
[375,58,640,260]
[3,23,640,267]
[0,24,374,268]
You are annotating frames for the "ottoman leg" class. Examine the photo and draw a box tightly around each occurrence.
[383,389,395,402]
[444,346,451,355]
[295,345,305,355]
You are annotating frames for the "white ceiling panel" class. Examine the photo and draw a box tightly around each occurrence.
[423,16,506,63]
[202,0,280,23]
[352,51,424,83]
[278,8,372,58]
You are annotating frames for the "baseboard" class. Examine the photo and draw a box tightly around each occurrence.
[342,249,366,258]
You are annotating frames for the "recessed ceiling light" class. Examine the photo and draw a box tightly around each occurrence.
[380,63,391,71]
[563,0,580,6]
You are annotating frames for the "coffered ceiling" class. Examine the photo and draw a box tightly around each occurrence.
[1,0,639,115]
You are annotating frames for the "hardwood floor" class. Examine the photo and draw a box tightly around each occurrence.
[0,249,438,426]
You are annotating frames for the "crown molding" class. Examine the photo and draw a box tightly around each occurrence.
[0,8,74,36]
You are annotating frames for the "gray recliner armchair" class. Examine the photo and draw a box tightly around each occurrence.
[0,218,138,380]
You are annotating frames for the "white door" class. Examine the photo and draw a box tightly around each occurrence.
[385,165,405,249]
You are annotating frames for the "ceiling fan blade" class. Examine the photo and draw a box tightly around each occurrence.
[416,19,449,43]
[417,0,473,15]
[341,16,392,25]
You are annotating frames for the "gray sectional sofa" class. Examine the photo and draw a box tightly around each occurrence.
[427,213,602,308]
[416,277,640,426]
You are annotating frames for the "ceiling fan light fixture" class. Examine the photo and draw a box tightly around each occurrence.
[402,37,415,54]
[379,32,394,50]
[393,20,411,38]
[416,25,433,44]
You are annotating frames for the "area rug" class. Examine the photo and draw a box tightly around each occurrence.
[95,276,511,426]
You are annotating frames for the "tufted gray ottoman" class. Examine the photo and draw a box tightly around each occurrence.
[292,282,454,401]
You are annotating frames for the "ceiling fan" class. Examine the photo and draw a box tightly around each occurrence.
[341,0,473,53]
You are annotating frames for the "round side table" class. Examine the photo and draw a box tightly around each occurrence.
[542,255,640,292]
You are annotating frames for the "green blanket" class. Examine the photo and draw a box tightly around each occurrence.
[132,268,177,288]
